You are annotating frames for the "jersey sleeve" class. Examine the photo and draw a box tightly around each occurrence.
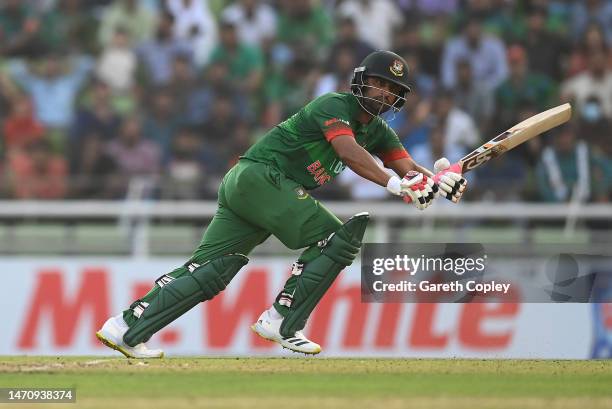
[371,121,411,165]
[310,95,355,142]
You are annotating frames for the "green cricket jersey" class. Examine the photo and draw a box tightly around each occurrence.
[242,92,410,190]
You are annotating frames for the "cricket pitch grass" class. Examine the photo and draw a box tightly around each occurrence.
[1,357,611,409]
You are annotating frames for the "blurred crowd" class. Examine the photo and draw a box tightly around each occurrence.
[0,0,611,202]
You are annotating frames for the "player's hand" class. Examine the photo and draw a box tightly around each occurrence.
[433,158,467,203]
[387,171,438,210]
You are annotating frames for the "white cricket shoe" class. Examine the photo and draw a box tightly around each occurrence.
[251,309,321,355]
[95,314,164,359]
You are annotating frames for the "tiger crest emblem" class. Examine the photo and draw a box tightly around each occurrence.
[390,60,404,77]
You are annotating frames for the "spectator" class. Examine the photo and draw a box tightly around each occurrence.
[137,10,193,86]
[453,58,494,134]
[328,17,375,66]
[527,0,573,37]
[394,21,442,79]
[221,0,278,48]
[571,0,612,44]
[200,91,248,174]
[561,48,612,119]
[208,19,263,95]
[441,12,508,90]
[460,0,517,39]
[276,0,334,60]
[410,124,464,171]
[70,133,121,199]
[38,0,99,54]
[473,151,528,201]
[166,53,199,120]
[402,0,459,16]
[313,44,355,97]
[521,4,568,81]
[35,0,71,53]
[166,0,218,67]
[495,45,557,129]
[433,89,479,157]
[566,23,611,77]
[337,0,404,50]
[107,115,162,196]
[7,52,94,129]
[182,61,248,126]
[263,56,316,127]
[142,88,180,158]
[98,0,157,48]
[392,89,433,151]
[536,123,608,203]
[69,80,121,143]
[401,51,436,98]
[6,139,68,199]
[0,0,42,57]
[0,0,605,206]
[0,69,17,118]
[575,96,612,199]
[96,28,137,92]
[577,95,612,159]
[2,95,45,154]
[160,125,211,200]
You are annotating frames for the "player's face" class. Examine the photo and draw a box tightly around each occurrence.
[362,77,402,114]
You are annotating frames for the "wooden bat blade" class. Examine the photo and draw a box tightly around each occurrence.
[458,103,572,173]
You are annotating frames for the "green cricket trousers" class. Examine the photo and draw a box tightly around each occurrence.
[123,158,343,326]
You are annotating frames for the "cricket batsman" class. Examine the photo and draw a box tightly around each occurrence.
[96,50,467,357]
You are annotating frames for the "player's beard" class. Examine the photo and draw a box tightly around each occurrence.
[363,96,391,116]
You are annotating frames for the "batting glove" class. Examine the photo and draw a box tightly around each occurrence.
[433,158,467,203]
[387,171,438,210]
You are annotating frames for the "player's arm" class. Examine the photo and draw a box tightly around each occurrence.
[331,135,436,210]
[330,135,393,187]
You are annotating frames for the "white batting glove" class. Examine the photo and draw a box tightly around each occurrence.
[433,158,467,203]
[387,171,438,210]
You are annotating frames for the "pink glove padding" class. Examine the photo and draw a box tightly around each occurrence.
[433,160,467,203]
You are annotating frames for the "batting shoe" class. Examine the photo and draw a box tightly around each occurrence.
[96,314,164,359]
[251,309,321,355]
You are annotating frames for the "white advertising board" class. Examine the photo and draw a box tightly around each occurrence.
[0,258,604,358]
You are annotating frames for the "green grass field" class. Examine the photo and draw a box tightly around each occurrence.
[1,357,611,409]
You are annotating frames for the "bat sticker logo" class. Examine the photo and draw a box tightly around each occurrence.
[463,151,493,170]
[462,144,509,170]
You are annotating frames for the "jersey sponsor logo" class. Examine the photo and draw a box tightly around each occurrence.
[324,118,350,127]
[307,160,332,186]
[390,60,404,77]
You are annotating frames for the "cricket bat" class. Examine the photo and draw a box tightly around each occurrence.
[448,103,572,174]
